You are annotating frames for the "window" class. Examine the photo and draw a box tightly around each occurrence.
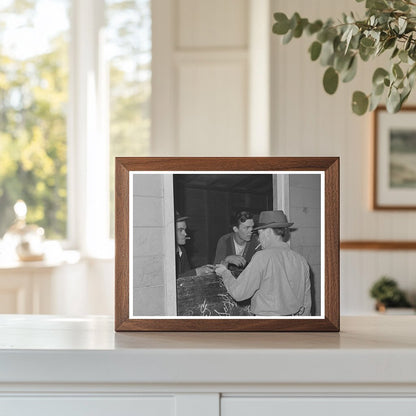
[106,0,151,237]
[0,0,151,254]
[0,0,70,239]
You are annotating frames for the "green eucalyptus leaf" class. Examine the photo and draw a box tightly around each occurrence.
[399,49,408,63]
[393,0,409,12]
[323,67,339,94]
[372,67,389,85]
[369,92,383,111]
[387,87,401,113]
[334,51,352,73]
[325,27,338,42]
[352,91,369,115]
[401,89,411,106]
[350,32,361,49]
[405,34,413,51]
[408,63,416,77]
[383,37,396,50]
[374,82,385,96]
[391,47,399,59]
[360,37,375,48]
[293,18,308,38]
[366,0,388,10]
[342,56,358,83]
[359,44,375,61]
[409,45,416,60]
[273,13,290,35]
[407,65,416,88]
[320,40,335,66]
[393,63,404,79]
[293,23,303,38]
[408,71,416,89]
[282,29,294,44]
[309,41,322,61]
[307,20,323,35]
[317,31,327,43]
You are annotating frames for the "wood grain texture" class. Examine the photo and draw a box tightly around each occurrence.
[115,157,340,332]
[373,106,416,210]
[115,159,130,330]
[341,241,416,250]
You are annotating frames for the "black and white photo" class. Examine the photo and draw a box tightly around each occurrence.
[129,172,324,318]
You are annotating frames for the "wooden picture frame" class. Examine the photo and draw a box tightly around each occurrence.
[373,106,416,210]
[115,157,339,332]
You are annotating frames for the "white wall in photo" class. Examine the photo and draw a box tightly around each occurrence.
[288,175,322,316]
[131,174,176,316]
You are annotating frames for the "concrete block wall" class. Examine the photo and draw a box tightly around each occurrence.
[288,174,322,316]
[132,174,167,316]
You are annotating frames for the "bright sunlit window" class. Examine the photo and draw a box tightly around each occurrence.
[0,0,151,251]
[0,0,70,239]
[106,0,151,237]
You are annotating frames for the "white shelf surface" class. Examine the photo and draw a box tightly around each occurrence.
[0,315,415,389]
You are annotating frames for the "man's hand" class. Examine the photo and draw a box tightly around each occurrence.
[195,264,215,276]
[215,264,228,277]
[224,255,246,268]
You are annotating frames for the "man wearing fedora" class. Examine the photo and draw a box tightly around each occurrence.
[215,210,312,316]
[176,212,214,278]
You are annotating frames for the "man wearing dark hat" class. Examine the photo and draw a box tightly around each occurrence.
[215,210,311,316]
[176,212,214,278]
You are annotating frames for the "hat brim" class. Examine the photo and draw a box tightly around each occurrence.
[253,222,294,230]
[176,216,189,222]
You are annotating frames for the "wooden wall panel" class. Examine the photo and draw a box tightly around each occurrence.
[177,61,247,156]
[178,0,248,49]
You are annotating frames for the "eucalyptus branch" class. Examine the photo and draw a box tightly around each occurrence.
[272,0,416,115]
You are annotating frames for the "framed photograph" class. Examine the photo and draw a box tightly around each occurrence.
[115,157,339,332]
[374,106,416,209]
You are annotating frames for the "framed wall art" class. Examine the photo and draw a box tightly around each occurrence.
[374,106,416,210]
[115,157,339,331]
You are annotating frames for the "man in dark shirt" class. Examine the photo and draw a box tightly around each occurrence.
[175,212,214,278]
[214,211,260,275]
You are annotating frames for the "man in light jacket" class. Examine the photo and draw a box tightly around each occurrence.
[215,210,312,316]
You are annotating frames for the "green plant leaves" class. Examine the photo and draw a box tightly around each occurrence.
[352,91,369,115]
[272,4,416,115]
[273,13,290,34]
[372,67,389,85]
[392,63,404,79]
[387,87,401,112]
[309,41,322,61]
[323,67,339,94]
[307,20,323,35]
[366,0,388,10]
[342,56,357,82]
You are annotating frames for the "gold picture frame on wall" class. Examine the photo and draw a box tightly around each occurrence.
[374,106,416,210]
[115,157,339,332]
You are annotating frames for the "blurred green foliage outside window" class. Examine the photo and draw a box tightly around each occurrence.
[0,0,151,241]
[0,0,69,239]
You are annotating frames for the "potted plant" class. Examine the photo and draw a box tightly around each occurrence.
[369,276,414,313]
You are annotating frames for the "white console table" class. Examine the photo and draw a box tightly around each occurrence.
[1,315,416,415]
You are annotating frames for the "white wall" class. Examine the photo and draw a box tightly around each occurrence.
[152,0,252,156]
